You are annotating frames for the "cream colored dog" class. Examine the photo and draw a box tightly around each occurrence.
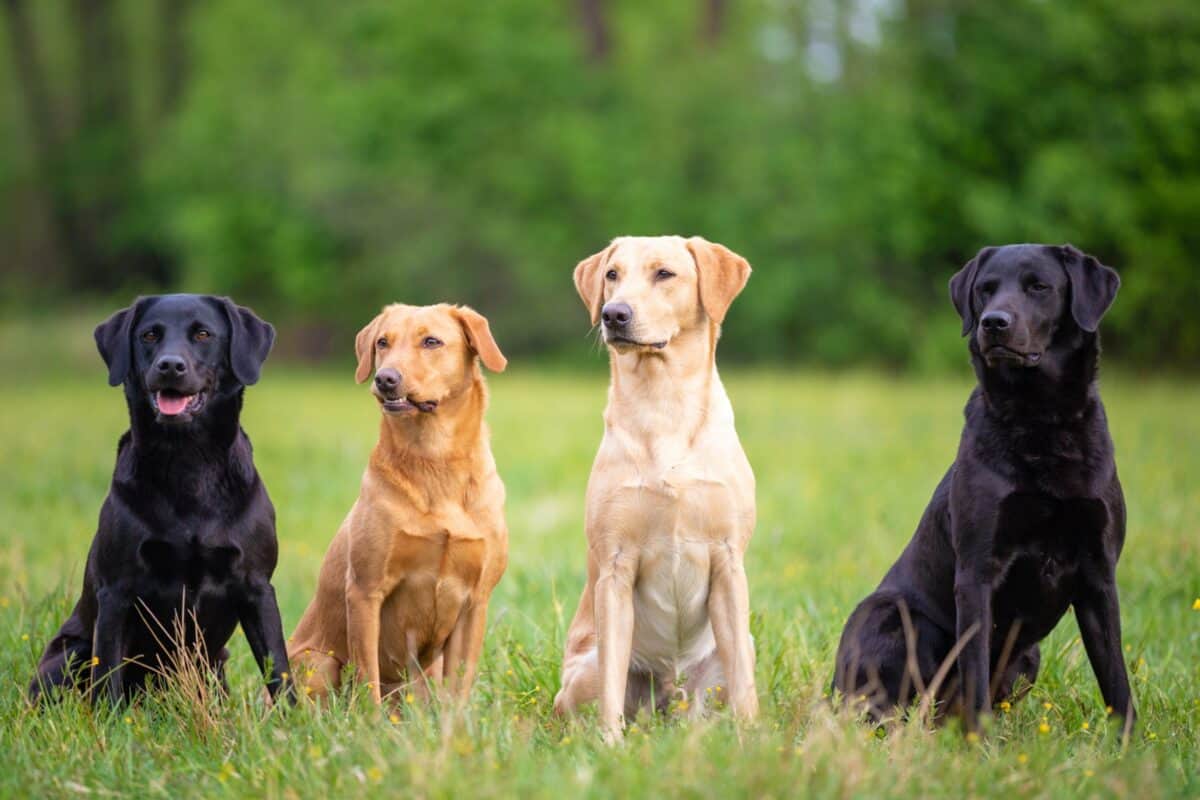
[288,303,508,704]
[553,235,757,740]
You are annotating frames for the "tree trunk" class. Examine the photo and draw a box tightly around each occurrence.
[158,0,192,117]
[2,0,97,283]
[578,0,609,63]
[703,0,726,45]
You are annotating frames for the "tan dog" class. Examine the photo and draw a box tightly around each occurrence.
[553,235,757,740]
[289,303,508,704]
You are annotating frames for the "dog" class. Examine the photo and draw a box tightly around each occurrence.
[553,235,757,741]
[832,244,1134,732]
[288,303,509,704]
[30,294,290,704]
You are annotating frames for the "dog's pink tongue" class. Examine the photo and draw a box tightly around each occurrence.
[156,392,191,416]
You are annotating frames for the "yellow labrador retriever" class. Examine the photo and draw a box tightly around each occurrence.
[553,235,757,740]
[288,303,508,704]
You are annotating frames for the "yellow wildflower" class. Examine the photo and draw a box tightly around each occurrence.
[1193,598,1200,611]
[388,713,400,724]
[965,732,980,744]
[367,767,383,783]
[21,634,29,641]
[1042,701,1053,710]
[1081,722,1090,731]
[91,656,100,666]
[1038,721,1051,734]
[999,701,1011,712]
[405,693,415,704]
[1017,753,1028,764]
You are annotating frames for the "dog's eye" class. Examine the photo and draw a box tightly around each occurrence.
[376,337,389,349]
[422,336,443,349]
[655,269,676,281]
[194,329,211,342]
[605,269,618,281]
[1030,282,1051,293]
[141,330,159,344]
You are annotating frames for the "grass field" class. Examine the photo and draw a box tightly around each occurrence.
[1,355,1198,797]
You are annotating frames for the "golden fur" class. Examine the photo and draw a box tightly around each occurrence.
[289,303,508,703]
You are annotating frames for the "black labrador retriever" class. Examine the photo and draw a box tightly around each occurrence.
[30,294,292,704]
[832,244,1134,732]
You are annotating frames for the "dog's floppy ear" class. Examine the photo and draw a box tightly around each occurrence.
[949,247,995,337]
[218,298,276,386]
[94,297,149,387]
[1055,244,1120,333]
[573,242,616,326]
[686,236,751,325]
[354,311,386,384]
[455,306,507,372]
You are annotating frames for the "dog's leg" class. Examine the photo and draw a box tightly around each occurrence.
[89,587,131,704]
[708,541,758,720]
[953,570,992,731]
[1076,574,1135,726]
[554,579,600,715]
[238,579,293,702]
[595,546,638,742]
[346,583,385,704]
[444,599,489,699]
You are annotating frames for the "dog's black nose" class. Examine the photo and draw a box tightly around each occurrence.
[980,311,1012,332]
[374,368,401,393]
[601,302,633,329]
[154,355,188,375]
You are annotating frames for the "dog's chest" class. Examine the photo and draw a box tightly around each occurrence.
[989,493,1107,629]
[628,533,715,674]
[137,529,244,596]
[377,527,487,650]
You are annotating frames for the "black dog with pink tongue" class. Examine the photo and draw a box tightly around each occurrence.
[30,294,293,704]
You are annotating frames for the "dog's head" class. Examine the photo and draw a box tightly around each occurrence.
[573,236,751,353]
[95,294,275,425]
[354,303,506,417]
[949,244,1120,370]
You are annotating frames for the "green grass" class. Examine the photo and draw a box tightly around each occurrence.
[1,363,1198,798]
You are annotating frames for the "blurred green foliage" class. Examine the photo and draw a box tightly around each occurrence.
[2,0,1199,367]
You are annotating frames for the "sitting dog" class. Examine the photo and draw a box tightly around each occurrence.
[833,244,1134,731]
[30,294,290,703]
[553,236,757,741]
[288,303,509,703]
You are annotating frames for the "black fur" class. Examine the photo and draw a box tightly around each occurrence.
[832,244,1134,731]
[30,294,293,704]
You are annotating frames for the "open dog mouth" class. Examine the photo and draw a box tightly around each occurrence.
[606,335,667,350]
[151,389,207,419]
[379,395,439,415]
[985,346,1042,366]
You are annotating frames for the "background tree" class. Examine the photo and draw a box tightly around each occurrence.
[1,0,1197,367]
